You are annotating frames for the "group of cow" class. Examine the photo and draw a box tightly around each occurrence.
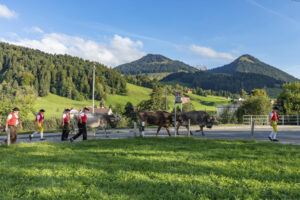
[84,110,218,136]
[137,111,218,136]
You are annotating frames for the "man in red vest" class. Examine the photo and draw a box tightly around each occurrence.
[269,106,280,142]
[5,107,22,144]
[29,109,45,141]
[70,107,89,142]
[61,108,71,141]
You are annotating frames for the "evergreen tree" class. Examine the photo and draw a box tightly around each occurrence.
[123,102,137,121]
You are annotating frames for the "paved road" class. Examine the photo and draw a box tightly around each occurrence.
[1,126,299,145]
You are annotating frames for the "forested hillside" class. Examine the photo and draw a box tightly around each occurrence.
[209,54,299,82]
[115,54,198,74]
[161,71,283,94]
[0,42,126,100]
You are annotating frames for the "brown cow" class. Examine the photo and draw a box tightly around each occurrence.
[176,111,217,136]
[137,111,173,136]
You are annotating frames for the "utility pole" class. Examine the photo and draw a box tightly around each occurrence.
[165,89,168,111]
[92,64,95,114]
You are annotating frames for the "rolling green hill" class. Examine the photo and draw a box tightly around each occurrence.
[34,83,230,118]
[115,54,198,75]
[209,54,299,82]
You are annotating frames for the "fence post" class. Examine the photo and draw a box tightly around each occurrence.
[188,119,190,137]
[141,121,145,137]
[250,115,253,125]
[297,115,299,126]
[267,115,269,126]
[282,115,285,125]
[134,122,137,137]
[7,128,11,146]
[250,121,255,140]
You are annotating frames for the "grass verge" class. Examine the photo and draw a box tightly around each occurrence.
[0,137,299,199]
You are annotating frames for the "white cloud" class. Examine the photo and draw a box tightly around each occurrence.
[31,27,44,33]
[189,44,235,60]
[1,33,145,67]
[0,4,17,19]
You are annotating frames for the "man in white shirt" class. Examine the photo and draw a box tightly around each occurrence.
[5,107,22,144]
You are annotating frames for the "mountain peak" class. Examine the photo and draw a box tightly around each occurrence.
[237,54,256,64]
[139,54,171,63]
[115,54,198,74]
[209,54,299,82]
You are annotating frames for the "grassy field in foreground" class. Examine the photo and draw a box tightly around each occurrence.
[0,138,299,199]
[34,83,230,118]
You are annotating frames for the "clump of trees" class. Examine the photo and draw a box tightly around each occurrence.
[236,89,272,123]
[277,82,300,115]
[138,84,165,111]
[0,95,36,123]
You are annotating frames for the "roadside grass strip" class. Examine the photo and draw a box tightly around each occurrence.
[0,138,299,199]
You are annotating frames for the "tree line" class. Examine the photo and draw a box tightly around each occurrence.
[161,71,284,94]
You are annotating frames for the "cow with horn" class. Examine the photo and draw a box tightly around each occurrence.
[176,111,218,136]
[137,111,174,136]
[70,108,121,138]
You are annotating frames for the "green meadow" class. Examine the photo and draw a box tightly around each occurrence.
[0,138,299,199]
[34,83,230,118]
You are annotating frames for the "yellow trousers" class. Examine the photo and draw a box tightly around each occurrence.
[271,120,278,133]
[36,122,44,133]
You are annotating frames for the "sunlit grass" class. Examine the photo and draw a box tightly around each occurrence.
[0,138,299,199]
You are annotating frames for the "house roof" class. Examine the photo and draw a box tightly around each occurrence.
[85,106,112,113]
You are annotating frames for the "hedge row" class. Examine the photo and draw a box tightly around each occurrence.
[22,118,63,131]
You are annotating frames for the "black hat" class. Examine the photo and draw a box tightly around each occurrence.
[13,107,20,111]
[83,107,89,111]
[40,109,45,112]
[65,108,71,112]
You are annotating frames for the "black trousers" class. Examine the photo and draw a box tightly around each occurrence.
[72,122,87,140]
[61,122,70,141]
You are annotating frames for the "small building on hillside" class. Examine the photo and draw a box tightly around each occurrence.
[236,98,245,105]
[217,104,240,118]
[85,106,113,115]
[187,90,193,94]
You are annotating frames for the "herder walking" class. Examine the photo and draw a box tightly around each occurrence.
[29,109,45,141]
[70,107,89,142]
[61,108,71,141]
[269,106,280,142]
[5,107,22,144]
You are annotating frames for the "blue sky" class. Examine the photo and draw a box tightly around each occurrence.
[0,0,300,78]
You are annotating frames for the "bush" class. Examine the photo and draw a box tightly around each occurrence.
[236,95,272,123]
[22,117,62,131]
[218,108,238,124]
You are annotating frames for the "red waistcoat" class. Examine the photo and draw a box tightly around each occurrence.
[8,113,19,126]
[80,112,87,123]
[63,113,70,122]
[35,113,44,123]
[271,111,279,121]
